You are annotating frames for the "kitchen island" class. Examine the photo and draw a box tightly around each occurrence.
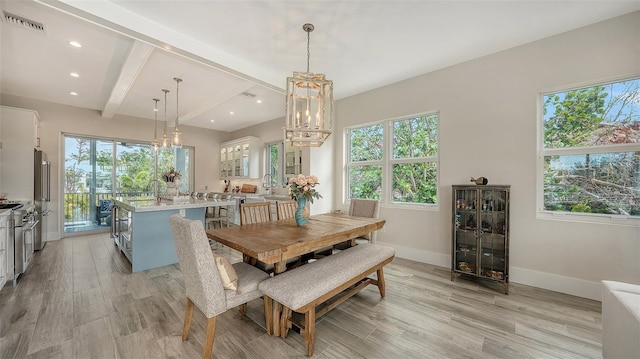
[111,196,234,272]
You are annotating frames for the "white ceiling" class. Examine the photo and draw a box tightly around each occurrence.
[1,0,638,133]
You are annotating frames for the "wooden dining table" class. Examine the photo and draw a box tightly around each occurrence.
[205,213,386,274]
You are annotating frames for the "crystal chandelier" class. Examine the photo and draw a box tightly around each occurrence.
[151,98,160,151]
[172,77,183,148]
[161,88,170,148]
[284,23,333,147]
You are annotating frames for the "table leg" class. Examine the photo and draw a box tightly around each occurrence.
[274,261,287,274]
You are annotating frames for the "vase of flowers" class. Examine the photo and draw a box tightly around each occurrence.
[288,174,321,226]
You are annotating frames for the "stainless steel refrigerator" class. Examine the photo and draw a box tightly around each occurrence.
[34,149,50,250]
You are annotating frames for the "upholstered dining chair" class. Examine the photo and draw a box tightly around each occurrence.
[239,202,272,225]
[334,198,381,251]
[169,214,270,359]
[349,198,381,243]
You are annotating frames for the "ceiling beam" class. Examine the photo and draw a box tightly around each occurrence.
[101,40,153,118]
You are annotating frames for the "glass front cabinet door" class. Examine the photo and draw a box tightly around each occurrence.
[452,185,510,293]
[219,136,260,179]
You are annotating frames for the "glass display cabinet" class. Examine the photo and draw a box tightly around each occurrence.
[219,136,260,179]
[452,185,510,293]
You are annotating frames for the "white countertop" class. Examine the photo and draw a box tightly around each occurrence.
[112,197,235,212]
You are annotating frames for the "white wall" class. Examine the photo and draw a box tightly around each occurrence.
[0,94,230,241]
[335,12,640,300]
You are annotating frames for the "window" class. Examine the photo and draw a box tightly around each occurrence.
[265,141,282,186]
[346,112,439,207]
[540,77,640,223]
[63,134,193,233]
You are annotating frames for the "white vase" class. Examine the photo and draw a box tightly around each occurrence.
[165,181,177,195]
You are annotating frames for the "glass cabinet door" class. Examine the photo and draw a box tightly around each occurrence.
[227,146,240,176]
[478,189,507,281]
[220,147,227,177]
[241,143,250,177]
[453,188,478,274]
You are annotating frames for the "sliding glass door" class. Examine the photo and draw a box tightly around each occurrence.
[63,134,192,234]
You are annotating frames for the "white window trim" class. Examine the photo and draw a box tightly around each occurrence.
[345,111,440,210]
[536,80,640,227]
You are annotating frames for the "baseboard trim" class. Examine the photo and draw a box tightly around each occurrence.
[381,242,602,301]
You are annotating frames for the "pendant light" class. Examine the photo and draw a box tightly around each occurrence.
[284,23,333,147]
[151,98,160,151]
[161,88,170,148]
[172,77,183,148]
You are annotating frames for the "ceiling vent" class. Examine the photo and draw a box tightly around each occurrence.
[3,11,46,35]
[240,91,257,98]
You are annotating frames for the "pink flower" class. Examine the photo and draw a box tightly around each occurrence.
[308,176,318,185]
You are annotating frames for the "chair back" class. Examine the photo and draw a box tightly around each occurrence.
[239,202,272,225]
[276,200,297,220]
[169,214,226,318]
[98,199,112,212]
[349,199,380,242]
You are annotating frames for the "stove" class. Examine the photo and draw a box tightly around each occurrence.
[0,200,24,210]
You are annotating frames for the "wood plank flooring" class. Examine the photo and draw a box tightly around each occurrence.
[0,233,603,358]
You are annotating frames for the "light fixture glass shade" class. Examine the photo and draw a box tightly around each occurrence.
[172,77,183,148]
[172,128,182,148]
[161,89,170,148]
[285,71,333,147]
[152,98,160,151]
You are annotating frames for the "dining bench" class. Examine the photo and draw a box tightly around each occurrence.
[259,243,395,356]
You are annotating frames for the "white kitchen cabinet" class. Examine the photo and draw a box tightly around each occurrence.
[0,106,40,199]
[0,212,9,289]
[219,136,260,179]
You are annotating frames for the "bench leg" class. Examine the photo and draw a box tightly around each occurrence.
[281,306,292,338]
[377,267,386,297]
[263,296,273,335]
[304,309,316,357]
[273,301,282,337]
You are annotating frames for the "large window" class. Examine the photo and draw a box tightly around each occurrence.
[346,112,439,207]
[64,134,193,233]
[540,77,640,223]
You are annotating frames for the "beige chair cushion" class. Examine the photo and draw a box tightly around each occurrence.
[213,254,238,292]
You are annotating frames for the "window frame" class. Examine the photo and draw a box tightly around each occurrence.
[264,140,284,187]
[345,111,440,210]
[536,76,640,226]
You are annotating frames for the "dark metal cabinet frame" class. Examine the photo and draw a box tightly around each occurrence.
[451,185,510,294]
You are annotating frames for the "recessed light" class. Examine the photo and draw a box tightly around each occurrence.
[210,119,214,123]
[69,91,78,96]
[70,72,79,78]
[256,99,262,104]
[229,111,234,115]
[68,41,82,48]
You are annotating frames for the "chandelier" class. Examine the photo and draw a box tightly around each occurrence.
[151,98,160,151]
[172,77,183,148]
[161,88,170,148]
[284,23,333,147]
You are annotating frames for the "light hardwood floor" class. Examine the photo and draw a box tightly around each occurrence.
[0,233,603,358]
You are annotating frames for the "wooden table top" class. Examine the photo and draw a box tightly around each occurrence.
[205,213,386,267]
